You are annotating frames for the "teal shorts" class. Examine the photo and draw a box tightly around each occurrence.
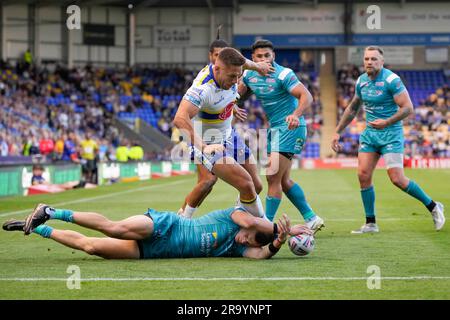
[359,128,404,155]
[267,124,307,155]
[137,209,180,259]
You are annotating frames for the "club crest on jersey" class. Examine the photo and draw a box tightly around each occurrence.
[219,102,234,120]
[249,77,258,83]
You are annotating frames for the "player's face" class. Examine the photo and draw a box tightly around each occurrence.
[252,48,274,64]
[235,229,260,247]
[364,50,384,76]
[209,47,222,65]
[214,61,242,90]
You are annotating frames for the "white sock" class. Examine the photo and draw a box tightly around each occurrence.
[241,195,266,219]
[183,204,197,219]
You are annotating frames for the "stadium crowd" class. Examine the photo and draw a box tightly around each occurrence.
[336,64,449,158]
[0,60,191,162]
[1,57,446,163]
[1,55,323,162]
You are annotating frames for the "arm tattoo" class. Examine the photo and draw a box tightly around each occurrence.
[386,106,412,126]
[335,97,361,134]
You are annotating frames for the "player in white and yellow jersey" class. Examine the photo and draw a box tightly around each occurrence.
[174,47,272,219]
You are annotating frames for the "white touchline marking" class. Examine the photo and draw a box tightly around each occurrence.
[0,179,190,218]
[0,276,449,282]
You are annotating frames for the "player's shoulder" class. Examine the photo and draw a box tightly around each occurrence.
[275,62,295,81]
[192,64,214,85]
[243,69,258,80]
[356,72,368,85]
[382,68,401,84]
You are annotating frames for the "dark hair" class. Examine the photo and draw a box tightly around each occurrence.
[251,39,274,52]
[255,232,273,246]
[217,47,246,67]
[209,25,229,53]
[32,164,44,171]
[365,45,384,55]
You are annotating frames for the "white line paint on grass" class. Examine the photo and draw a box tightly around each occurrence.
[1,276,449,282]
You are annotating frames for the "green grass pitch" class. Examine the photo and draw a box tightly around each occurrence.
[0,169,449,299]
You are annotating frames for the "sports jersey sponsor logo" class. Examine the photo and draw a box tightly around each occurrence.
[375,82,384,87]
[266,78,276,83]
[191,87,203,95]
[200,232,219,255]
[213,96,225,105]
[219,102,234,120]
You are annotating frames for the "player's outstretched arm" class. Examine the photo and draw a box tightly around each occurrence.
[243,214,290,259]
[243,59,275,76]
[286,83,313,130]
[231,209,274,234]
[331,95,362,152]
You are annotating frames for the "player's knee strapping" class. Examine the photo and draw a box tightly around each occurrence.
[48,208,74,223]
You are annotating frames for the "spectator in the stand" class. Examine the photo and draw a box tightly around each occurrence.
[116,139,130,162]
[29,136,40,156]
[129,141,144,161]
[54,134,65,161]
[1,135,9,156]
[80,131,98,184]
[98,138,109,162]
[62,132,79,163]
[39,131,54,160]
[23,49,33,70]
[107,142,117,161]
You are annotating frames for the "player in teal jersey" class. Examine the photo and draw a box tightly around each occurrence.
[239,39,324,231]
[3,203,312,259]
[332,46,445,233]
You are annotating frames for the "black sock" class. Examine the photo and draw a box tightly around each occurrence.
[426,200,436,213]
[366,217,376,224]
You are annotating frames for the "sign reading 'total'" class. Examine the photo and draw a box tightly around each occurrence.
[154,26,191,47]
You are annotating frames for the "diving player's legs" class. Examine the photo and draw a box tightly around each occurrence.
[385,154,445,231]
[212,158,265,218]
[352,152,380,234]
[281,157,324,231]
[179,164,218,218]
[23,204,154,240]
[5,206,145,259]
[44,230,140,259]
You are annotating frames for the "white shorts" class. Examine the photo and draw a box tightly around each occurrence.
[383,153,404,169]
